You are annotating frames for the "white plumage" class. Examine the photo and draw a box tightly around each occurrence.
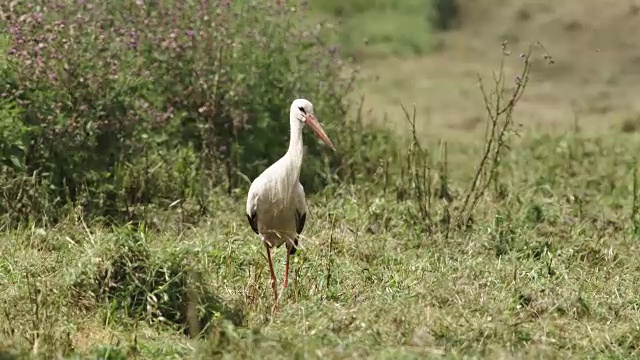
[246,179,306,249]
[245,99,335,308]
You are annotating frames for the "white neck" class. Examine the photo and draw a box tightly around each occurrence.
[284,116,304,181]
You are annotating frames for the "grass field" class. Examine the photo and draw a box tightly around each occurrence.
[305,0,440,59]
[3,116,640,358]
[3,0,640,358]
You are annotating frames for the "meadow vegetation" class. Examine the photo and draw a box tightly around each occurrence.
[307,0,436,59]
[2,0,640,358]
[307,0,458,59]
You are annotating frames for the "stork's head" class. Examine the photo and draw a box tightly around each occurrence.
[290,98,336,151]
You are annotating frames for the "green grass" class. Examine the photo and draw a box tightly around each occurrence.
[2,127,640,358]
[307,0,436,59]
[2,1,639,358]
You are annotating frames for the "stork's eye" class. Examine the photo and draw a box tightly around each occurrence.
[298,106,306,114]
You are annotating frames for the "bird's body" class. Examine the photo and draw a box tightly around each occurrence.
[246,173,306,251]
[245,99,335,308]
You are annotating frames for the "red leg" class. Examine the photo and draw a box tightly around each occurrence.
[265,243,278,304]
[283,250,290,289]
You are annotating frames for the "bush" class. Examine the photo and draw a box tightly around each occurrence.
[0,0,377,224]
[67,225,242,331]
[67,226,183,322]
[429,0,459,31]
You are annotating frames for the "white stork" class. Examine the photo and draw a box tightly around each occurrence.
[245,98,335,307]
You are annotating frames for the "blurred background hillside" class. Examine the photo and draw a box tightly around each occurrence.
[309,0,640,140]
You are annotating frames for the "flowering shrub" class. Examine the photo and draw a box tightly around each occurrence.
[0,0,367,223]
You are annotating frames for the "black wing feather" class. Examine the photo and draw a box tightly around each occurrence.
[290,210,306,255]
[295,210,306,234]
[247,213,259,234]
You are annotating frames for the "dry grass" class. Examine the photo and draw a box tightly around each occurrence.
[3,1,640,358]
[2,129,640,358]
[351,0,640,141]
[3,42,640,358]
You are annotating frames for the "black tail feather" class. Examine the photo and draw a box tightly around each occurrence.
[289,238,299,255]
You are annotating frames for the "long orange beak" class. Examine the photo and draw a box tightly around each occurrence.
[306,114,336,151]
